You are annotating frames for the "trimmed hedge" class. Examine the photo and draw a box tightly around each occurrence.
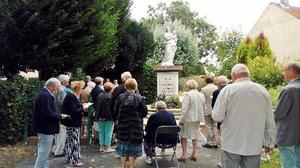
[0,76,42,145]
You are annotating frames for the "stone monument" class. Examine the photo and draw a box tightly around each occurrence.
[154,27,182,97]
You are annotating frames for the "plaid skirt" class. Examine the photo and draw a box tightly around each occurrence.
[116,139,142,157]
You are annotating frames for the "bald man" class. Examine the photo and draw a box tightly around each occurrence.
[212,64,276,168]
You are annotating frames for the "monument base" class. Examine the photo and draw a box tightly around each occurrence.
[154,65,183,97]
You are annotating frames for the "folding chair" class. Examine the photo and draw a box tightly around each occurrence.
[154,125,181,168]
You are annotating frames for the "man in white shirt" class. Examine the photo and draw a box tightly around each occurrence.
[212,64,276,168]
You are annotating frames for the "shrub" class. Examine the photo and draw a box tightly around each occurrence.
[268,85,285,108]
[165,95,181,108]
[248,56,284,88]
[0,76,42,145]
[136,62,157,104]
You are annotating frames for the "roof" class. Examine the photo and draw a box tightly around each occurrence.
[271,2,300,19]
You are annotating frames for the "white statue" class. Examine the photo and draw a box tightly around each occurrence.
[161,27,177,66]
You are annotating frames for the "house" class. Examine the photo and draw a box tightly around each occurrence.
[248,2,300,63]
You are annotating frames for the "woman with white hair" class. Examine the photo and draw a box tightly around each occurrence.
[178,79,206,162]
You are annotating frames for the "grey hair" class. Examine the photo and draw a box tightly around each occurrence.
[231,64,250,76]
[58,74,70,82]
[121,71,132,81]
[155,101,167,111]
[217,75,229,85]
[86,81,96,89]
[285,61,300,74]
[95,77,104,85]
[45,77,61,88]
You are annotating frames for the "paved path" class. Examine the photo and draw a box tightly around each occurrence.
[16,144,220,168]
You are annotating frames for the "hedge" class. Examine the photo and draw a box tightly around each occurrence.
[0,76,42,145]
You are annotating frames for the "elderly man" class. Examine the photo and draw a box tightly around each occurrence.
[32,78,69,168]
[52,74,71,156]
[201,76,218,148]
[274,61,300,168]
[212,64,276,168]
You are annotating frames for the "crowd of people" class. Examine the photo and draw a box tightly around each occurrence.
[31,61,300,168]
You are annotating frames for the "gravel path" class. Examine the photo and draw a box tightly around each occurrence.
[15,144,220,168]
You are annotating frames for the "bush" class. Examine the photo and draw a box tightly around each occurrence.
[165,95,181,108]
[268,85,285,108]
[136,62,157,104]
[248,56,284,88]
[0,76,42,145]
[179,75,206,91]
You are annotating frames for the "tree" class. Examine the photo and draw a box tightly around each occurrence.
[236,32,283,87]
[149,20,204,76]
[236,32,273,64]
[0,0,122,80]
[216,30,243,77]
[142,1,218,69]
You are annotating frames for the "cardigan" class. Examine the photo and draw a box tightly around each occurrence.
[95,92,113,121]
[32,88,60,134]
[144,110,177,144]
[114,91,148,143]
[61,92,84,128]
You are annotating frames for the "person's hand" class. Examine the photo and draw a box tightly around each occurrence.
[264,146,272,154]
[82,103,89,112]
[61,114,69,119]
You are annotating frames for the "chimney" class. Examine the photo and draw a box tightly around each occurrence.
[280,0,289,6]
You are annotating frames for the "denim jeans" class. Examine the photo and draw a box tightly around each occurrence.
[278,145,300,168]
[34,134,54,168]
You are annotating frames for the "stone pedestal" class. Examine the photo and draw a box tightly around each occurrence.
[154,65,183,97]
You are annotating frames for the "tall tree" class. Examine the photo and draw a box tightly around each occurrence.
[0,0,122,80]
[142,0,217,76]
[216,30,243,76]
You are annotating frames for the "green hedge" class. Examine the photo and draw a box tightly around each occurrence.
[136,63,157,104]
[0,76,42,145]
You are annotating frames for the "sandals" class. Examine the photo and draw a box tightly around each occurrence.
[73,161,84,167]
[189,156,197,161]
[177,157,187,162]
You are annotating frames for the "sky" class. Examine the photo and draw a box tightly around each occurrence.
[130,0,300,34]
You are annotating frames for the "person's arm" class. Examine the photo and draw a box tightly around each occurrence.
[211,90,218,108]
[145,115,154,133]
[274,88,293,121]
[41,94,60,121]
[113,95,121,122]
[138,97,148,118]
[94,95,103,120]
[71,95,84,115]
[263,94,277,150]
[212,88,227,122]
[179,94,190,124]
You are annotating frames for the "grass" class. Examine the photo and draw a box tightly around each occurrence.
[260,148,281,168]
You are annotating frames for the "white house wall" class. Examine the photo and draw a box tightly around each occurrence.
[248,4,300,63]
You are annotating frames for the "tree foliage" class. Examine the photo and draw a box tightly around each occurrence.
[142,1,217,76]
[236,32,283,87]
[248,56,283,88]
[0,0,129,80]
[216,30,243,77]
[237,32,273,64]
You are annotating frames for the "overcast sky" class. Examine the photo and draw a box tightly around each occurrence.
[130,0,300,34]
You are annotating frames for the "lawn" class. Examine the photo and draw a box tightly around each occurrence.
[261,148,281,168]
